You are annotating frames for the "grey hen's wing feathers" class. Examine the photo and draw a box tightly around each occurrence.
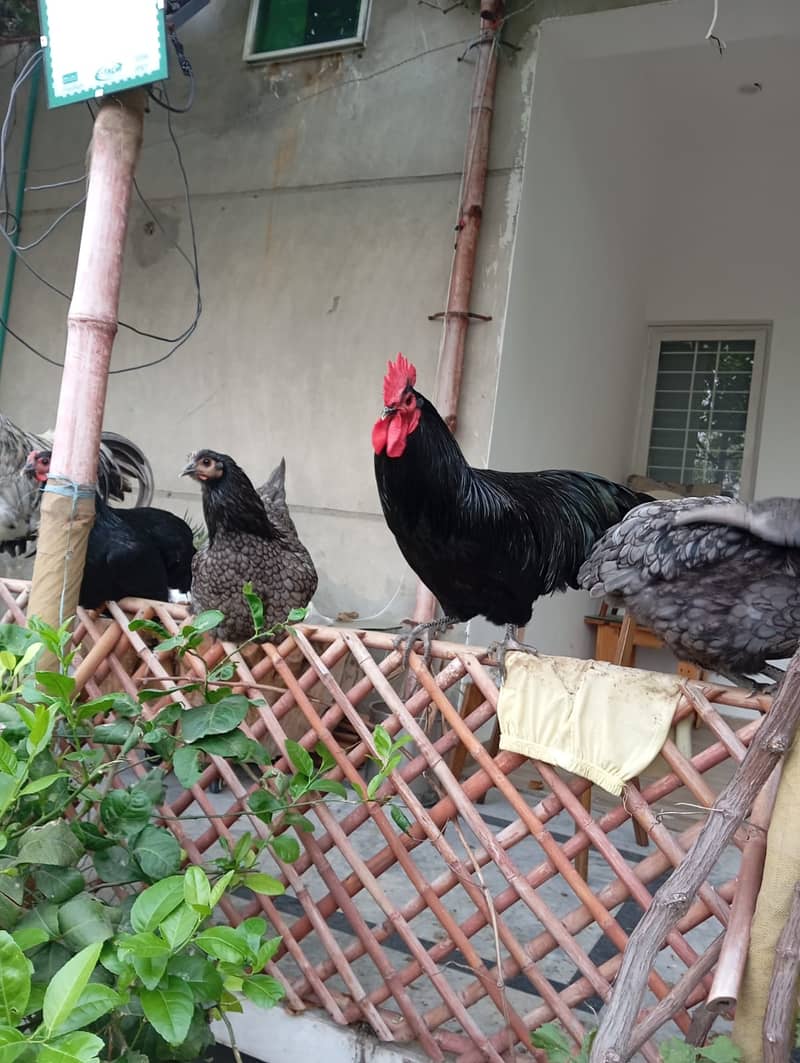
[579,496,747,599]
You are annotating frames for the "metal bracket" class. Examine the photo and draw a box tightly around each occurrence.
[428,311,493,322]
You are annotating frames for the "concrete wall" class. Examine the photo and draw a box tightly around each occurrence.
[475,27,654,657]
[0,0,539,620]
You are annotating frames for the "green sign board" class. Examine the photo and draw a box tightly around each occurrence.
[37,0,168,109]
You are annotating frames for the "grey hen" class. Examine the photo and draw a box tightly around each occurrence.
[182,450,317,643]
[579,495,800,683]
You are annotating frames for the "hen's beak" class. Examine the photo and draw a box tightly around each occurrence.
[180,459,197,478]
[22,456,36,475]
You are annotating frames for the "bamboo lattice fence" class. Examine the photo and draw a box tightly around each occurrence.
[0,577,776,1061]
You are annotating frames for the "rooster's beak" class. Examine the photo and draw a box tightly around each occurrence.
[381,406,395,418]
[180,460,196,478]
[22,457,36,475]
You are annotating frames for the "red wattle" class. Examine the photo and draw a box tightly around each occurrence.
[386,415,408,458]
[371,418,389,454]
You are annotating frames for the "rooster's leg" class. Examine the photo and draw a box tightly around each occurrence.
[393,616,457,671]
[491,624,539,679]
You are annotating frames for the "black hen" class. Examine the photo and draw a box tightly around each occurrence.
[579,494,800,683]
[372,354,650,662]
[182,450,317,643]
[26,451,193,607]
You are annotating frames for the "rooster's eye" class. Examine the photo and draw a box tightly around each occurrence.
[404,394,415,408]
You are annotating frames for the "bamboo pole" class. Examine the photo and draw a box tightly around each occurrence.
[27,90,146,633]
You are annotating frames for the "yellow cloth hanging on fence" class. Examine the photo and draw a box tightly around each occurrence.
[497,653,682,796]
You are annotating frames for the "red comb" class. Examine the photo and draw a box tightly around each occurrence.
[383,353,416,407]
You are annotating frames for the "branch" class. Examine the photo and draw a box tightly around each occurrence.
[763,881,800,1062]
[590,649,800,1062]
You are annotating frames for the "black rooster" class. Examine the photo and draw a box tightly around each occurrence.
[579,494,800,685]
[26,450,194,607]
[372,354,650,665]
[0,414,154,557]
[182,450,317,643]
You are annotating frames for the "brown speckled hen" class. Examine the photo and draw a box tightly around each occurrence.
[182,449,317,643]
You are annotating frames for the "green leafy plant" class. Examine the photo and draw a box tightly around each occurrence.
[531,1024,742,1063]
[0,586,417,1061]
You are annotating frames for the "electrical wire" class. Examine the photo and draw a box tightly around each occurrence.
[0,60,200,372]
[26,174,86,191]
[15,194,86,251]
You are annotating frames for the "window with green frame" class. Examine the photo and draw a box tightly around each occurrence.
[244,0,369,61]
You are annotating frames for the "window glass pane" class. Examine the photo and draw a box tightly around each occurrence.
[253,0,361,53]
[646,335,757,494]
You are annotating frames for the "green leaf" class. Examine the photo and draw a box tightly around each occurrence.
[69,822,114,852]
[286,606,308,624]
[183,866,211,914]
[391,806,413,834]
[284,740,313,777]
[140,979,194,1045]
[19,772,69,797]
[282,811,315,833]
[42,941,103,1036]
[131,826,181,882]
[0,1027,25,1063]
[270,835,300,864]
[311,778,347,799]
[58,894,114,952]
[100,789,153,838]
[34,671,75,702]
[242,583,264,633]
[0,932,30,1025]
[197,730,268,762]
[181,695,250,744]
[132,951,169,991]
[530,1022,573,1062]
[18,821,83,866]
[249,790,285,823]
[11,926,49,952]
[192,610,225,633]
[243,872,285,896]
[159,903,199,952]
[0,739,17,777]
[167,954,223,1006]
[117,932,171,959]
[39,1031,104,1063]
[131,876,185,933]
[209,869,235,909]
[699,1039,743,1063]
[195,926,253,964]
[172,746,204,789]
[52,984,120,1036]
[255,936,281,968]
[92,845,138,885]
[242,974,285,1009]
[92,722,135,746]
[27,703,56,757]
[34,867,85,904]
[372,724,392,761]
[128,618,168,637]
[366,774,384,800]
[660,1042,700,1063]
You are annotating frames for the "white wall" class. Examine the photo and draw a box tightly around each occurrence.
[483,3,800,664]
[479,28,654,657]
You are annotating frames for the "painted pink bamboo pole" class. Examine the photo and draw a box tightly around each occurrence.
[28,90,145,630]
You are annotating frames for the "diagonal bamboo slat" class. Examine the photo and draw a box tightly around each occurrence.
[0,579,777,1059]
